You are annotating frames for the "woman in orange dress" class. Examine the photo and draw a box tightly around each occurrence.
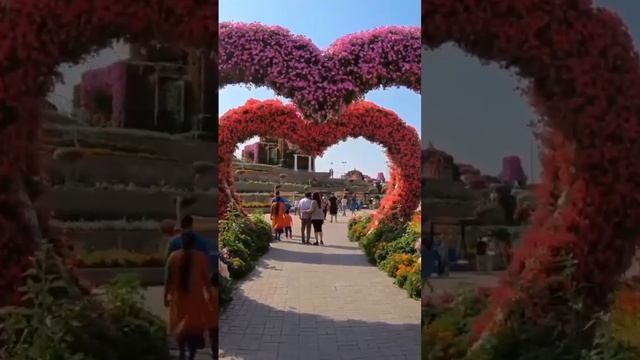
[271,195,286,241]
[164,232,216,360]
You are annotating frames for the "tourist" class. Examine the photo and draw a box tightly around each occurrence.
[328,192,338,223]
[321,194,329,220]
[271,190,288,209]
[284,208,293,239]
[292,198,299,215]
[298,192,313,244]
[270,194,286,241]
[350,196,358,216]
[167,216,218,359]
[341,195,348,216]
[165,226,216,360]
[304,192,325,245]
[475,235,492,273]
[436,238,449,276]
[422,232,436,279]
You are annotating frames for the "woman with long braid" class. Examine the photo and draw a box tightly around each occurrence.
[165,223,215,360]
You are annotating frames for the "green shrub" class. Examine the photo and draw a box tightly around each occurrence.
[360,221,407,264]
[219,276,234,309]
[422,291,489,360]
[0,245,169,360]
[220,205,271,279]
[375,226,418,264]
[347,214,372,242]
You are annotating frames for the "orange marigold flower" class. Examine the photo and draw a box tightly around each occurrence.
[616,288,640,313]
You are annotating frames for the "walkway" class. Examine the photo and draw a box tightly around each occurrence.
[219,212,420,360]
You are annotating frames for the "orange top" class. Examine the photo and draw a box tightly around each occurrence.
[284,214,293,227]
[271,201,287,230]
[166,250,217,336]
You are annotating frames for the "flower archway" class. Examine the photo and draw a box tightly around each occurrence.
[218,99,421,226]
[219,22,421,122]
[0,0,216,306]
[424,0,640,335]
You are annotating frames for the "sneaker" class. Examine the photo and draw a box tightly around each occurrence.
[313,242,319,246]
[320,240,324,245]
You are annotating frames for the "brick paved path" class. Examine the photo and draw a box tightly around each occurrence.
[219,212,420,360]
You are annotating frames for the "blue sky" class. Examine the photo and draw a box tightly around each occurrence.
[424,0,640,182]
[219,0,421,179]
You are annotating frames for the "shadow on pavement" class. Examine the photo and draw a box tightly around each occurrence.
[219,287,420,360]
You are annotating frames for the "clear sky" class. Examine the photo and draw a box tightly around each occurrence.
[424,0,640,182]
[219,0,421,179]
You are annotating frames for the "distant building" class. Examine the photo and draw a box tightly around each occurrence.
[241,137,316,171]
[72,44,216,136]
[345,169,365,181]
[423,146,456,180]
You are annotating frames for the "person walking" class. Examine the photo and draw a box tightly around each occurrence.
[350,197,358,216]
[321,194,329,220]
[271,194,286,241]
[165,221,217,360]
[341,195,348,216]
[328,193,338,223]
[304,192,325,245]
[284,208,293,239]
[475,235,492,273]
[298,192,313,244]
[167,216,218,359]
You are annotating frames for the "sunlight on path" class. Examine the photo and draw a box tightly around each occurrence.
[219,211,420,360]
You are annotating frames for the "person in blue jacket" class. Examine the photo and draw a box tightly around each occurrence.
[271,191,291,211]
[167,215,219,359]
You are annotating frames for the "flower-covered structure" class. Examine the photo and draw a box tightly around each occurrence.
[219,99,421,225]
[219,22,421,122]
[424,0,640,338]
[499,155,527,185]
[0,0,216,306]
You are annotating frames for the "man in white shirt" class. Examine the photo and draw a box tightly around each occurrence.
[298,192,313,244]
[340,195,348,216]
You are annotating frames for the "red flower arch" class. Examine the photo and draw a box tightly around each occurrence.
[218,99,421,226]
[0,0,216,306]
[424,0,640,334]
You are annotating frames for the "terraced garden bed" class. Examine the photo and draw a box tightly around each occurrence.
[38,187,217,220]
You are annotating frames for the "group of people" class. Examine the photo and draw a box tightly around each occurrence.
[164,215,219,360]
[270,191,368,245]
[271,191,326,245]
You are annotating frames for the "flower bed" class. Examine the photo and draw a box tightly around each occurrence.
[219,206,272,281]
[421,279,640,360]
[38,187,217,221]
[241,201,271,209]
[77,249,165,268]
[348,212,421,299]
[1,246,170,359]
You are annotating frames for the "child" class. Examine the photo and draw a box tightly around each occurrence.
[284,209,293,239]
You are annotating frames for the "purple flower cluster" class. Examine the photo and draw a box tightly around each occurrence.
[219,22,421,122]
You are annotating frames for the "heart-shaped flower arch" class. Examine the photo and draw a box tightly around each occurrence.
[0,0,216,306]
[218,99,421,226]
[424,0,640,336]
[219,22,421,122]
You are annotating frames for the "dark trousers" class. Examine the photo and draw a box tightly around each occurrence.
[300,218,312,243]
